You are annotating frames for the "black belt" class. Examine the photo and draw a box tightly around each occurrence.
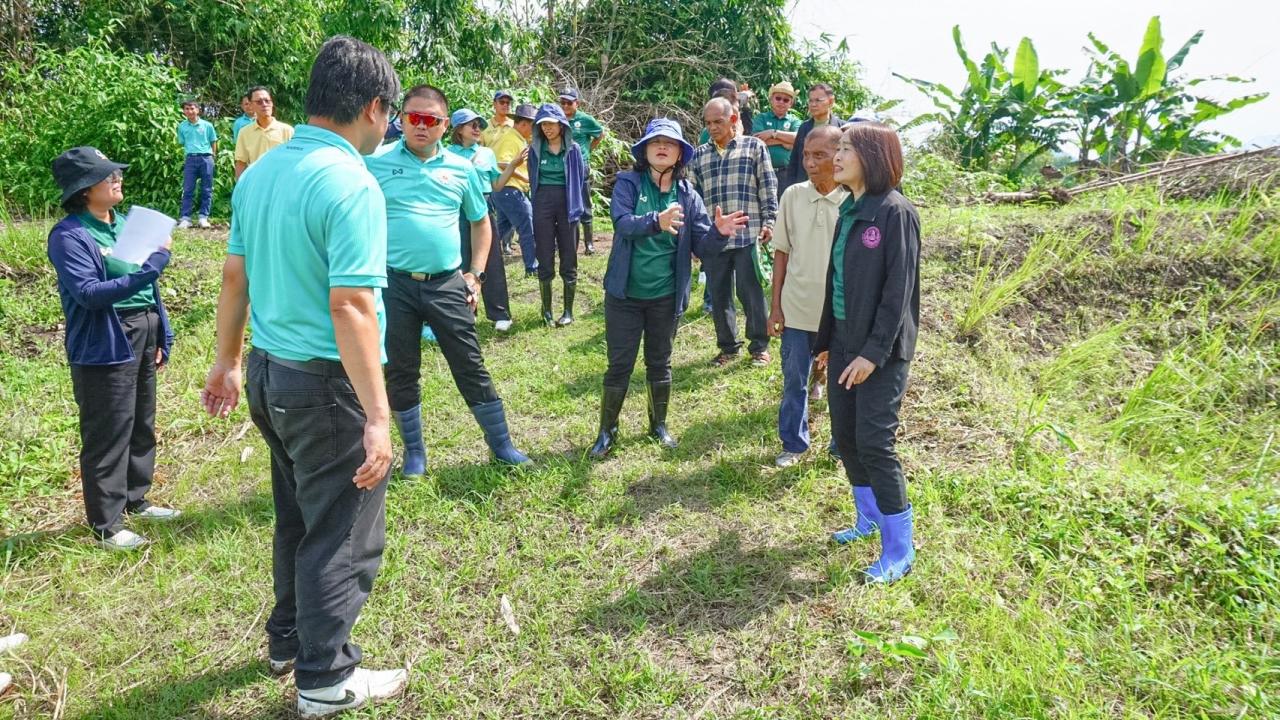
[116,306,157,318]
[390,267,459,282]
[252,348,348,378]
[186,153,213,157]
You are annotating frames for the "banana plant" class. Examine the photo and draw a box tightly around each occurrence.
[896,27,1068,179]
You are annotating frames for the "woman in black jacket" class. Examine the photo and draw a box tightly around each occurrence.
[813,123,921,584]
[47,147,180,551]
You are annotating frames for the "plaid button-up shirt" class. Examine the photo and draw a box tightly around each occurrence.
[688,135,778,249]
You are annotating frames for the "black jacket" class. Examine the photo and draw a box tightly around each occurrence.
[813,189,920,366]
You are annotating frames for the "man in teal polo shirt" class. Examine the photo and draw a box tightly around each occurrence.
[176,99,218,228]
[557,87,605,255]
[200,35,408,717]
[366,84,530,473]
[753,81,803,194]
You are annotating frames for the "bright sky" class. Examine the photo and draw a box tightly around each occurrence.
[788,0,1280,147]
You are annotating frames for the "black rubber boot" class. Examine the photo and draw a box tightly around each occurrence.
[557,280,576,326]
[588,385,628,459]
[539,279,554,326]
[646,381,678,449]
[582,219,595,255]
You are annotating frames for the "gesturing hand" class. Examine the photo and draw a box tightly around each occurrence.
[657,202,684,235]
[513,146,529,167]
[200,361,242,418]
[838,356,876,388]
[713,206,749,236]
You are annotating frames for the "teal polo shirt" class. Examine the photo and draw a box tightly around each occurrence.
[753,111,803,173]
[228,124,388,362]
[232,114,253,144]
[177,118,218,155]
[448,143,501,194]
[367,141,489,274]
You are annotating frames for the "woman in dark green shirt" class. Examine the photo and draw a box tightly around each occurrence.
[589,119,746,458]
[813,123,921,584]
[528,103,588,326]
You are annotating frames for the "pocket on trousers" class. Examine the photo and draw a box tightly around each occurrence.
[268,403,339,469]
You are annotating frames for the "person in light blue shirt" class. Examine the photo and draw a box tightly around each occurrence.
[231,92,254,144]
[177,99,218,228]
[448,107,512,331]
[367,85,530,472]
[201,35,409,716]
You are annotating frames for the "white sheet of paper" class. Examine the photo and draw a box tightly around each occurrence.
[112,206,175,265]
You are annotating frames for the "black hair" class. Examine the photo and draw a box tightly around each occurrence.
[809,82,835,98]
[303,36,401,124]
[403,84,448,110]
[61,188,90,215]
[240,92,251,102]
[709,77,736,98]
[247,85,271,101]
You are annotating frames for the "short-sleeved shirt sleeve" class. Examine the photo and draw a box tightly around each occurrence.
[461,165,489,223]
[325,181,388,288]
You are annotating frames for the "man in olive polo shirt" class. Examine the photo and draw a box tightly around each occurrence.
[367,84,530,472]
[557,87,604,254]
[200,36,407,716]
[489,102,538,274]
[753,81,803,193]
[481,89,515,147]
[233,85,295,180]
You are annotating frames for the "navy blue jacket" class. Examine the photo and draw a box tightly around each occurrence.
[605,170,729,319]
[47,214,174,366]
[813,190,920,366]
[529,103,588,222]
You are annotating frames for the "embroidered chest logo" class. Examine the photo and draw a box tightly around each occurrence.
[433,171,459,186]
[861,226,881,249]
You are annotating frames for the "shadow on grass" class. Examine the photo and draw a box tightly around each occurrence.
[69,661,276,720]
[559,348,755,400]
[581,530,826,634]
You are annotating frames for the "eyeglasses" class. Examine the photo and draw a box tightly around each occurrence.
[405,112,446,128]
[104,170,123,184]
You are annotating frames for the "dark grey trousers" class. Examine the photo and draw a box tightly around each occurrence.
[247,349,389,690]
[603,293,678,387]
[70,307,160,537]
[705,244,769,355]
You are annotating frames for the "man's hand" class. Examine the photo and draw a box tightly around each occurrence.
[352,418,392,489]
[815,350,829,371]
[713,207,749,236]
[155,348,166,371]
[758,226,773,245]
[462,272,481,313]
[838,356,876,388]
[513,146,529,168]
[657,203,684,235]
[201,360,242,418]
[768,306,785,338]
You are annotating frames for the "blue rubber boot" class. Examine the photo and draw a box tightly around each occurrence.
[832,485,881,544]
[393,406,427,477]
[470,399,531,465]
[421,324,437,343]
[864,505,915,585]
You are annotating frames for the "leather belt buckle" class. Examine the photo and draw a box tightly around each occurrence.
[410,272,427,281]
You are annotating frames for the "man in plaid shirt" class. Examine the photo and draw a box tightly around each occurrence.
[689,96,779,367]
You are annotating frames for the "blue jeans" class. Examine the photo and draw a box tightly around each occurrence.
[180,154,214,218]
[491,187,536,272]
[778,327,815,453]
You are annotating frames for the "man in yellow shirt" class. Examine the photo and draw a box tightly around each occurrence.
[488,103,537,275]
[481,90,515,147]
[233,86,295,179]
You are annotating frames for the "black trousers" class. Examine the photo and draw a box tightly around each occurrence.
[827,333,911,515]
[69,307,160,537]
[460,206,511,322]
[705,244,768,355]
[533,185,578,283]
[603,294,678,388]
[246,349,388,691]
[384,270,501,412]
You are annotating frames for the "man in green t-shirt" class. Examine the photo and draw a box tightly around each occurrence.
[752,81,803,194]
[557,87,605,255]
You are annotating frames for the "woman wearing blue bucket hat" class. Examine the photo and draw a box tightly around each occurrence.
[588,119,748,458]
[449,107,514,332]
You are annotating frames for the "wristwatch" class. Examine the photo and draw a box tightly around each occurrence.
[470,268,487,283]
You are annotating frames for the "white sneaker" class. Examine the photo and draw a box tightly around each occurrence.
[177,218,191,229]
[775,451,804,468]
[297,667,408,718]
[0,672,10,694]
[97,529,146,551]
[0,633,28,654]
[131,505,182,521]
[494,319,513,332]
[197,217,211,228]
[268,655,293,675]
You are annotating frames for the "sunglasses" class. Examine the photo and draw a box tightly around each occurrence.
[405,111,446,128]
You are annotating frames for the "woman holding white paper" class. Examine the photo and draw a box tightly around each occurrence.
[47,146,181,551]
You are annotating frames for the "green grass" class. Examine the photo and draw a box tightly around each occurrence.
[0,191,1277,718]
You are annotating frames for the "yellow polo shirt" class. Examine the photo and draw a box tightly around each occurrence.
[488,126,530,193]
[480,116,515,147]
[234,118,295,167]
[772,180,849,332]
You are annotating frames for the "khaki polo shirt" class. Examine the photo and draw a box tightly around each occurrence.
[234,118,295,167]
[771,180,849,331]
